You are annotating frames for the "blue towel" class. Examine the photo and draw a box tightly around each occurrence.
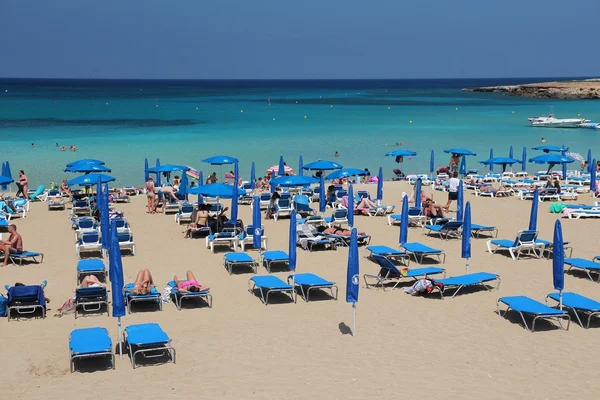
[7,285,46,308]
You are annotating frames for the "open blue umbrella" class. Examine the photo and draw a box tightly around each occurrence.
[479,157,522,173]
[531,145,568,153]
[348,184,354,228]
[509,146,514,159]
[399,195,409,245]
[155,159,161,186]
[109,219,126,358]
[252,196,262,249]
[101,183,110,252]
[529,154,574,173]
[144,158,149,182]
[325,168,368,180]
[587,149,592,174]
[303,160,343,171]
[189,183,237,198]
[202,155,238,165]
[64,163,111,173]
[591,159,597,192]
[66,158,105,167]
[278,156,285,177]
[489,149,494,172]
[250,162,256,188]
[414,178,422,209]
[528,188,539,231]
[522,147,527,172]
[298,155,304,176]
[385,149,417,163]
[231,162,239,222]
[552,219,565,309]
[459,155,467,176]
[289,211,297,273]
[444,148,477,156]
[146,164,190,173]
[271,175,317,187]
[346,228,359,336]
[462,201,472,273]
[429,149,435,176]
[178,172,189,200]
[376,167,383,201]
[457,180,464,221]
[319,175,326,213]
[68,174,115,186]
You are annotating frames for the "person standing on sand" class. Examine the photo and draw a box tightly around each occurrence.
[145,176,155,214]
[16,170,28,199]
[445,171,460,211]
[1,224,23,266]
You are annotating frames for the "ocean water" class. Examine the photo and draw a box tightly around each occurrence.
[1,78,599,187]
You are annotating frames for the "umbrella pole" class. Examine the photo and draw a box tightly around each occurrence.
[118,317,123,359]
[352,302,356,337]
[559,290,563,310]
[466,258,470,274]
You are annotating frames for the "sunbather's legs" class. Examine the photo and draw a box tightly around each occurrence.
[142,268,154,285]
[80,275,102,287]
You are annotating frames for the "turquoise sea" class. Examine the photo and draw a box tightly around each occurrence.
[1,78,599,186]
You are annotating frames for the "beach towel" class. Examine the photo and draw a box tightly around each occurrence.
[550,203,566,213]
[55,298,75,317]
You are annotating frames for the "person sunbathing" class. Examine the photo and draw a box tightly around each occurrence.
[316,226,367,236]
[173,270,210,292]
[80,275,104,288]
[60,178,72,196]
[124,268,154,295]
[183,205,210,238]
[5,280,50,303]
[423,199,446,218]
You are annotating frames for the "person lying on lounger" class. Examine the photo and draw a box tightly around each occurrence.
[183,205,210,238]
[124,268,154,295]
[316,226,367,236]
[353,197,379,214]
[424,199,446,218]
[173,270,210,292]
[479,186,508,197]
[5,280,50,303]
[80,275,105,288]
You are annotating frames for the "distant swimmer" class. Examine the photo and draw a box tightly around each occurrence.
[60,146,66,151]
[70,145,77,152]
[55,142,59,147]
[334,151,339,157]
[541,137,546,143]
[31,143,35,147]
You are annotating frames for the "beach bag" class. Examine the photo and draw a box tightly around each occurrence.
[0,294,7,317]
[161,286,172,304]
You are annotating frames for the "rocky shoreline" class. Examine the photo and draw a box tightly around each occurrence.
[463,79,600,99]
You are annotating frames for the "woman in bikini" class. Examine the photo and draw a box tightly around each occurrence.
[173,270,209,292]
[145,177,155,214]
[183,204,210,238]
[317,226,367,237]
[124,269,154,295]
[60,178,72,196]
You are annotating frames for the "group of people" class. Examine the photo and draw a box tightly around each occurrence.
[183,204,230,237]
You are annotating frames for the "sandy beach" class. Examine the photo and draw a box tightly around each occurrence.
[2,180,600,400]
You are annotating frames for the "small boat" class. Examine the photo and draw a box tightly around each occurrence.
[528,114,590,128]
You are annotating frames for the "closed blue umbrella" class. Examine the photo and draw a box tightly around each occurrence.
[457,180,464,221]
[561,146,567,181]
[66,158,105,167]
[399,195,409,245]
[109,219,126,358]
[587,149,592,174]
[0,176,13,186]
[270,170,276,194]
[4,161,11,184]
[198,170,204,185]
[552,219,565,309]
[155,159,161,186]
[278,156,285,177]
[95,174,102,215]
[376,167,383,201]
[528,188,539,231]
[509,146,514,159]
[144,158,149,182]
[189,183,236,198]
[348,184,354,228]
[231,162,239,222]
[429,149,435,176]
[178,172,189,200]
[459,155,467,176]
[289,211,297,272]
[522,147,527,172]
[346,228,359,336]
[489,149,494,172]
[325,168,368,180]
[415,178,422,209]
[252,196,262,249]
[67,174,115,186]
[250,162,256,188]
[64,163,111,173]
[303,160,343,171]
[298,155,304,176]
[1,162,5,191]
[591,159,597,193]
[462,201,472,273]
[319,175,326,213]
[101,183,110,252]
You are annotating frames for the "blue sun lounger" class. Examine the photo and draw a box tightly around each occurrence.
[564,258,600,282]
[496,296,570,332]
[259,250,290,273]
[7,285,46,321]
[535,239,573,259]
[3,250,44,266]
[124,323,176,369]
[364,253,445,290]
[248,275,296,305]
[124,283,162,313]
[287,273,338,302]
[366,245,410,265]
[470,224,498,238]
[76,258,106,284]
[167,281,212,310]
[435,272,500,299]
[74,286,109,318]
[69,327,114,373]
[546,292,600,329]
[401,242,446,264]
[423,221,463,240]
[223,252,258,274]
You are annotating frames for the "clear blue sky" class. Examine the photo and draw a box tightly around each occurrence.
[1,0,598,79]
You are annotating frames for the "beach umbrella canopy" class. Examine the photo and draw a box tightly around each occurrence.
[528,188,539,231]
[66,158,105,167]
[591,159,597,192]
[270,175,317,187]
[461,201,472,273]
[429,150,435,174]
[298,155,304,176]
[459,155,467,175]
[414,178,422,209]
[155,159,161,186]
[480,157,522,172]
[376,167,383,201]
[146,164,190,173]
[319,175,326,213]
[303,160,343,171]
[101,183,110,251]
[444,148,476,156]
[528,154,574,173]
[230,162,239,222]
[509,146,514,159]
[189,183,237,198]
[64,163,111,173]
[488,149,494,172]
[202,155,238,165]
[250,162,256,187]
[552,219,565,308]
[348,184,354,228]
[252,196,262,249]
[522,147,527,172]
[109,219,126,357]
[457,180,464,221]
[531,145,568,153]
[385,149,417,157]
[267,165,294,175]
[289,211,297,272]
[67,174,115,186]
[346,228,359,336]
[144,158,149,182]
[178,172,189,200]
[278,156,285,177]
[399,195,409,245]
[325,168,368,180]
